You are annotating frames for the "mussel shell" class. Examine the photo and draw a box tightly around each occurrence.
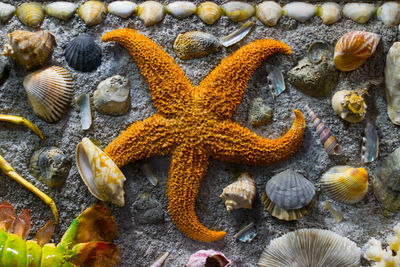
[16,2,44,28]
[64,34,102,72]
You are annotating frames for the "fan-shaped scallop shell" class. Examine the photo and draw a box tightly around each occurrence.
[256,1,282,26]
[197,2,221,25]
[331,89,367,123]
[334,31,380,72]
[44,2,77,21]
[16,2,44,28]
[316,2,342,25]
[76,137,126,206]
[77,1,107,26]
[0,3,16,23]
[321,166,368,204]
[107,1,137,19]
[166,1,197,19]
[64,34,102,72]
[257,229,361,267]
[137,1,164,26]
[23,66,74,123]
[343,3,375,24]
[173,31,221,60]
[219,172,256,211]
[221,2,254,22]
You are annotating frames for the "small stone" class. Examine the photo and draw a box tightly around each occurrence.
[131,193,164,224]
[0,57,10,86]
[93,75,130,116]
[248,97,272,126]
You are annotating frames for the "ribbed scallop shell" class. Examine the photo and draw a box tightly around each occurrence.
[316,2,341,25]
[282,2,316,23]
[16,2,44,28]
[0,3,16,23]
[343,3,375,24]
[221,2,254,22]
[107,1,137,19]
[321,166,368,204]
[166,1,197,19]
[138,1,164,26]
[197,2,221,25]
[377,2,400,27]
[334,31,380,72]
[173,31,221,60]
[257,229,361,267]
[256,1,282,26]
[77,1,107,26]
[76,138,126,207]
[219,172,256,211]
[331,89,367,123]
[44,2,77,20]
[64,34,102,72]
[23,66,74,123]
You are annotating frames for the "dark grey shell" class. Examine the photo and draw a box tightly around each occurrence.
[265,169,315,210]
[64,34,101,72]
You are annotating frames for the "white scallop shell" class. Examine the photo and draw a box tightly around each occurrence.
[0,3,16,23]
[256,1,281,26]
[317,2,341,25]
[377,2,400,27]
[283,2,316,23]
[44,2,77,20]
[343,3,375,24]
[77,1,107,26]
[219,172,256,211]
[166,1,196,19]
[138,1,164,26]
[107,1,137,18]
[221,1,254,22]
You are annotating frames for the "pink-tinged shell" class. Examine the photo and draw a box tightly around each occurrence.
[186,250,231,267]
[334,31,380,72]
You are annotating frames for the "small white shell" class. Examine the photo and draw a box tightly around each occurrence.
[317,2,341,25]
[196,2,221,25]
[283,2,316,23]
[220,172,256,211]
[166,1,196,19]
[221,1,254,22]
[343,3,375,24]
[44,2,77,20]
[0,3,16,23]
[77,1,107,26]
[256,1,282,26]
[16,2,44,28]
[107,1,137,19]
[137,1,164,26]
[377,2,400,27]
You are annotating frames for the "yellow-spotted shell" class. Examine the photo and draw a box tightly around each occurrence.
[197,2,221,25]
[334,31,380,72]
[221,1,254,22]
[331,89,367,123]
[76,138,126,207]
[321,166,368,204]
[77,1,107,26]
[219,172,256,211]
[16,2,44,28]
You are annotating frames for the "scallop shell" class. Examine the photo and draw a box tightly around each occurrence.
[282,2,316,23]
[16,2,44,28]
[321,166,368,204]
[187,250,231,267]
[256,1,282,26]
[385,42,400,125]
[343,3,375,24]
[220,172,256,211]
[107,1,137,19]
[173,31,221,60]
[2,30,56,71]
[137,1,165,26]
[77,1,107,26]
[76,137,126,207]
[23,66,74,123]
[64,34,102,72]
[221,2,254,22]
[0,3,16,23]
[257,229,361,267]
[377,2,400,27]
[331,89,367,123]
[197,2,221,25]
[166,1,197,19]
[316,2,341,25]
[44,2,77,20]
[361,122,379,165]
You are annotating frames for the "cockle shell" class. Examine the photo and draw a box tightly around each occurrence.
[2,30,56,71]
[334,31,380,72]
[377,2,400,27]
[166,1,197,19]
[361,122,379,165]
[76,137,126,207]
[343,3,375,24]
[44,2,77,20]
[220,172,256,211]
[16,2,44,28]
[256,1,282,26]
[385,42,400,125]
[331,90,367,123]
[257,229,361,267]
[282,2,316,23]
[221,2,254,22]
[316,2,341,25]
[186,250,231,267]
[138,1,165,26]
[197,2,221,25]
[173,31,221,60]
[23,66,74,123]
[64,34,102,72]
[77,1,107,26]
[0,3,16,23]
[107,1,137,19]
[321,166,368,204]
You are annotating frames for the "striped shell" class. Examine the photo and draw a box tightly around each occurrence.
[343,3,375,24]
[23,66,74,123]
[64,34,102,72]
[334,31,380,72]
[219,172,256,211]
[107,1,137,19]
[331,90,367,123]
[77,1,107,26]
[316,2,342,25]
[166,1,197,19]
[377,2,400,27]
[197,2,221,25]
[221,2,254,22]
[282,2,316,23]
[0,3,16,23]
[138,1,164,26]
[321,166,368,204]
[44,2,77,20]
[173,31,221,60]
[16,2,44,28]
[256,1,282,26]
[257,229,361,267]
[76,138,126,207]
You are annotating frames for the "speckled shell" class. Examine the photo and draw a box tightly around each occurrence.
[0,3,16,23]
[44,2,77,20]
[220,172,256,211]
[107,1,137,18]
[186,250,231,267]
[197,2,221,25]
[77,1,107,26]
[16,2,44,28]
[377,2,400,27]
[2,30,56,71]
[23,66,74,123]
[316,2,341,25]
[334,31,380,72]
[343,3,375,24]
[257,229,361,267]
[221,2,254,22]
[64,34,102,72]
[173,31,221,60]
[321,166,368,204]
[331,90,367,123]
[282,2,316,23]
[385,42,400,125]
[166,1,197,19]
[138,1,164,26]
[256,1,281,26]
[76,138,126,207]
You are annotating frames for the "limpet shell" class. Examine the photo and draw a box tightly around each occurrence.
[220,172,256,211]
[44,2,77,20]
[16,2,44,28]
[77,1,107,26]
[166,1,197,19]
[343,3,375,24]
[107,1,137,19]
[173,31,221,60]
[331,89,367,123]
[316,2,341,25]
[187,250,231,267]
[197,2,221,25]
[137,1,165,26]
[377,2,400,27]
[0,3,16,23]
[256,1,282,26]
[282,2,316,23]
[64,34,102,72]
[221,2,254,22]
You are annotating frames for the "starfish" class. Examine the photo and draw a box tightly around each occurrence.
[102,28,306,242]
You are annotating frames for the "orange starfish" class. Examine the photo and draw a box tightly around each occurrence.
[102,28,305,242]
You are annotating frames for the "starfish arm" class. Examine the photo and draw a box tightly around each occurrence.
[102,28,194,116]
[104,114,175,167]
[166,145,226,242]
[205,110,305,164]
[197,39,292,119]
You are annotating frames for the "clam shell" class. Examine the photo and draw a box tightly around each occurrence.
[283,2,316,23]
[197,2,221,25]
[187,250,231,267]
[166,1,196,19]
[173,31,221,60]
[219,172,256,211]
[77,1,107,26]
[385,42,400,125]
[0,3,16,23]
[256,1,282,26]
[343,3,375,24]
[23,66,74,123]
[44,2,77,20]
[64,34,102,72]
[76,137,126,207]
[107,1,137,19]
[16,2,44,28]
[321,166,368,204]
[331,90,367,123]
[138,1,164,26]
[377,2,400,27]
[316,2,341,25]
[221,2,254,22]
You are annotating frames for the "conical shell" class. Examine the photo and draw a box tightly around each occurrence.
[2,30,56,71]
[331,89,367,123]
[221,2,254,22]
[334,31,380,72]
[64,34,102,72]
[137,1,165,26]
[16,2,44,28]
[44,2,77,20]
[282,2,316,23]
[377,2,400,27]
[343,3,375,24]
[0,3,16,23]
[76,138,126,207]
[107,1,137,19]
[256,1,282,26]
[77,1,107,26]
[173,31,221,60]
[219,172,256,211]
[321,165,368,204]
[316,2,341,25]
[197,2,221,25]
[166,1,197,19]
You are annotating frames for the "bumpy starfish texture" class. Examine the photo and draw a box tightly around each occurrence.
[102,28,306,242]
